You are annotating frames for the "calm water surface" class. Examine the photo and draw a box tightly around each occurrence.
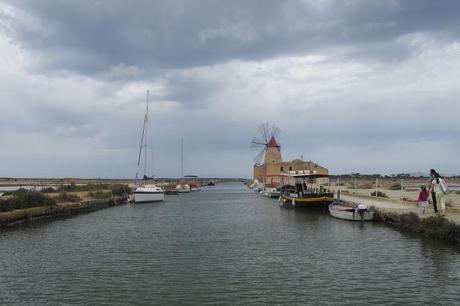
[1,183,459,305]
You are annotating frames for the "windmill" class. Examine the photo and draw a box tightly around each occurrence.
[251,123,281,166]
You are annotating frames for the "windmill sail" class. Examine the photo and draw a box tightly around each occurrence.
[250,123,281,166]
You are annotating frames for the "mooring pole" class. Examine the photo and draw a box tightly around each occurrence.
[401,179,404,201]
[375,178,379,197]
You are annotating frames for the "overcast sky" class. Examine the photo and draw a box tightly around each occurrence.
[1,0,459,178]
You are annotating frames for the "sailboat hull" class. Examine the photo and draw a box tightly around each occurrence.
[134,191,165,203]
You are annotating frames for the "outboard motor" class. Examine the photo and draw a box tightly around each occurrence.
[357,204,368,223]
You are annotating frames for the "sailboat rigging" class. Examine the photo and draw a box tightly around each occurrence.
[133,90,165,203]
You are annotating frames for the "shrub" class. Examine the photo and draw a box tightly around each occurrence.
[370,191,388,198]
[399,212,421,231]
[88,190,112,199]
[54,192,81,203]
[56,183,110,193]
[0,189,56,212]
[372,208,385,222]
[41,187,56,193]
[420,216,460,243]
[388,183,402,190]
[111,184,130,196]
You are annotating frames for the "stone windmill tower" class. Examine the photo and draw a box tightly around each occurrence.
[251,124,282,184]
[264,135,282,164]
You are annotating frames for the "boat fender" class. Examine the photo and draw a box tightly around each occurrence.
[278,196,281,202]
[292,199,296,207]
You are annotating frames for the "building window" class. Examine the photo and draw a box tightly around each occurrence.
[280,167,284,172]
[289,166,292,171]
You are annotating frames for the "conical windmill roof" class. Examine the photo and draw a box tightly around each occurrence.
[267,136,279,148]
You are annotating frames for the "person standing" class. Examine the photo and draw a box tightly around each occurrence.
[417,186,429,214]
[428,169,447,216]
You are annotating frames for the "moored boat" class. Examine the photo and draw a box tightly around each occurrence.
[189,182,201,192]
[279,171,334,208]
[134,184,165,203]
[328,202,374,221]
[184,175,200,191]
[133,90,165,204]
[279,173,334,209]
[263,187,281,198]
[176,183,191,193]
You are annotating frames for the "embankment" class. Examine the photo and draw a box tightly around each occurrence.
[373,209,460,244]
[0,196,127,228]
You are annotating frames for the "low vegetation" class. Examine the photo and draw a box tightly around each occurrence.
[0,183,130,212]
[87,190,112,199]
[0,189,56,212]
[55,182,111,192]
[110,184,130,196]
[388,183,402,190]
[373,209,460,244]
[53,192,81,203]
[370,191,388,198]
[53,183,130,196]
[41,187,57,193]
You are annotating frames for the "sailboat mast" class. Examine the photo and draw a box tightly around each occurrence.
[136,90,150,182]
[181,138,184,178]
[144,90,149,177]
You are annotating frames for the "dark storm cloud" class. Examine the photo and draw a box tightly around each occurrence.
[159,74,224,109]
[3,0,460,75]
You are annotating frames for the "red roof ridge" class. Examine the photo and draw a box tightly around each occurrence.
[267,136,279,148]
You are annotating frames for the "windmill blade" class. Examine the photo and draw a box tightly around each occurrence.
[251,137,266,148]
[269,125,281,140]
[254,147,266,165]
[258,123,269,143]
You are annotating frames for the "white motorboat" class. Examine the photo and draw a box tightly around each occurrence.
[134,184,165,203]
[328,202,374,221]
[263,187,281,198]
[253,181,265,192]
[176,183,191,193]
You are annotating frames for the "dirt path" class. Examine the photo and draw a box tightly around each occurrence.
[340,194,460,224]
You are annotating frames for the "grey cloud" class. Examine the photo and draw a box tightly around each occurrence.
[3,0,460,75]
[159,74,224,108]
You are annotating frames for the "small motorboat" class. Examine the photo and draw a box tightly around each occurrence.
[176,183,191,193]
[263,187,281,198]
[328,201,374,221]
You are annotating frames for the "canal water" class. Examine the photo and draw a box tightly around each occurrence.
[1,183,459,305]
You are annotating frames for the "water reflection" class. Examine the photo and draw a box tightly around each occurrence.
[0,183,459,305]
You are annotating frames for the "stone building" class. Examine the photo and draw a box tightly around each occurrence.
[253,136,328,186]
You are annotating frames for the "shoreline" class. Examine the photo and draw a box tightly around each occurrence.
[0,196,128,229]
[338,193,460,244]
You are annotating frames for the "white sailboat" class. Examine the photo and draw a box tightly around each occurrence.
[134,90,165,203]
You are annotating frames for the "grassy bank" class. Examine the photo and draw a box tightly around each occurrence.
[374,208,460,244]
[0,184,130,228]
[0,196,127,228]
